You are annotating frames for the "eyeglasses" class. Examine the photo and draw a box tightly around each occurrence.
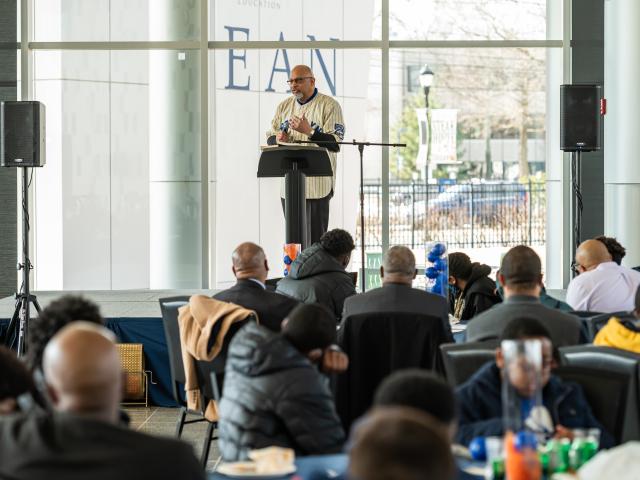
[286,76,313,85]
[571,261,587,275]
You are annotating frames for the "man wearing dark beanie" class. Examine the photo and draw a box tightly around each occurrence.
[465,245,584,346]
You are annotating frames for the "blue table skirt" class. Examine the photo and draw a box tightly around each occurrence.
[0,317,177,407]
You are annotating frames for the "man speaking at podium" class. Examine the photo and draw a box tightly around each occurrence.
[266,64,345,245]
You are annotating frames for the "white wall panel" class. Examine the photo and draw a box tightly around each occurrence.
[111,83,150,289]
[61,80,111,289]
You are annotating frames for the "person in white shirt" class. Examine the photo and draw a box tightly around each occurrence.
[566,239,640,313]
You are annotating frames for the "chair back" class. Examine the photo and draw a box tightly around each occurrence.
[559,345,640,443]
[554,365,628,445]
[336,311,448,431]
[440,339,500,387]
[581,312,626,341]
[567,311,603,318]
[159,296,190,406]
[195,318,251,404]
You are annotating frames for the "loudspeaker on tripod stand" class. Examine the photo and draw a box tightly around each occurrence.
[560,84,602,152]
[0,101,46,356]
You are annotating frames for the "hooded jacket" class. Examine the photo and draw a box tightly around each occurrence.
[594,316,640,354]
[455,362,614,448]
[276,243,356,319]
[218,323,345,461]
[451,263,500,321]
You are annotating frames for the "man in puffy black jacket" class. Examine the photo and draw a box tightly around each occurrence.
[276,229,356,320]
[218,303,346,461]
[448,252,500,321]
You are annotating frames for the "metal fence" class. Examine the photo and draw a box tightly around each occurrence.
[357,181,546,249]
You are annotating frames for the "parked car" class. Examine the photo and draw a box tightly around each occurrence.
[428,182,528,217]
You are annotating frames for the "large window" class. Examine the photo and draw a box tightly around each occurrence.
[16,0,564,290]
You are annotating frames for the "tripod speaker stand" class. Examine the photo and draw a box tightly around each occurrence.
[4,167,42,356]
[1,100,47,356]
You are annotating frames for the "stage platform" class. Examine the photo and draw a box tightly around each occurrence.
[0,289,221,408]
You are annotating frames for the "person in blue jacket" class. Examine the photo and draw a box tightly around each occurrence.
[455,317,614,448]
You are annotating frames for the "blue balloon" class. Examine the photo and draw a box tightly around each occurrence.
[432,243,447,257]
[469,437,487,461]
[284,255,292,265]
[432,278,442,294]
[427,250,440,264]
[514,430,537,451]
[425,267,439,279]
[434,258,448,271]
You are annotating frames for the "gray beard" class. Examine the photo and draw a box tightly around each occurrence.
[293,91,304,100]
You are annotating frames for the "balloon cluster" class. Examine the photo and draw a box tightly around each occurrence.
[425,242,448,298]
[283,243,301,277]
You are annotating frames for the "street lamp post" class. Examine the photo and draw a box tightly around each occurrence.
[418,64,434,242]
[418,64,434,180]
[419,64,434,109]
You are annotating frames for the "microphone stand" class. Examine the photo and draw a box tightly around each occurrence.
[290,139,406,292]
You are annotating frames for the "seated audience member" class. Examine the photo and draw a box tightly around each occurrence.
[595,235,626,265]
[26,295,104,372]
[567,239,640,313]
[348,406,455,480]
[448,252,500,321]
[594,285,640,354]
[496,271,572,312]
[213,242,299,331]
[456,317,613,448]
[374,370,477,480]
[218,303,346,460]
[0,346,38,414]
[341,245,453,342]
[466,246,583,346]
[0,323,204,480]
[276,229,356,319]
[374,369,457,438]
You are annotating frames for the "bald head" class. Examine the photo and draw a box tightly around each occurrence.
[576,239,612,273]
[232,242,269,283]
[43,322,122,422]
[381,246,417,285]
[291,64,313,77]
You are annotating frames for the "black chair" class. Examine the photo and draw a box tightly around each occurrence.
[558,345,640,444]
[159,296,217,466]
[160,296,254,465]
[336,311,450,431]
[193,319,249,464]
[554,365,628,445]
[439,339,500,387]
[581,311,627,341]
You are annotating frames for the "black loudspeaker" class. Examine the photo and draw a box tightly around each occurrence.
[560,85,601,152]
[0,101,46,167]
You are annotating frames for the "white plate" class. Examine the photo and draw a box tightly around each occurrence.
[216,462,296,478]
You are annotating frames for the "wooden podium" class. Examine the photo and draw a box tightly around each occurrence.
[258,145,332,249]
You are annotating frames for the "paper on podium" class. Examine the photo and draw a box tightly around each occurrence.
[260,142,327,151]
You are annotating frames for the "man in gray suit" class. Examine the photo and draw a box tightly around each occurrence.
[341,246,453,342]
[466,246,584,346]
